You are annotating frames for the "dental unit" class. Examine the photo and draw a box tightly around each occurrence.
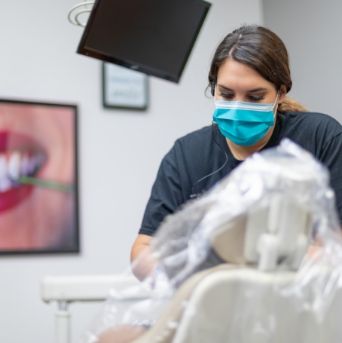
[42,139,342,343]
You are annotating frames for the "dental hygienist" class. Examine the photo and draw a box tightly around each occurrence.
[131,25,342,280]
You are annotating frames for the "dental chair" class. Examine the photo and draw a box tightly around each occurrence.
[41,140,342,343]
[129,195,320,343]
[42,195,334,343]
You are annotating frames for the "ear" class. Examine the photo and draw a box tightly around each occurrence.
[278,85,287,103]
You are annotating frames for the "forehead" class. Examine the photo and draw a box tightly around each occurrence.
[217,58,275,91]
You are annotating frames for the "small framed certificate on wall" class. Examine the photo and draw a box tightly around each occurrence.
[102,63,149,110]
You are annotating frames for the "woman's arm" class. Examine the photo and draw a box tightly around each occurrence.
[130,234,157,281]
[131,142,186,280]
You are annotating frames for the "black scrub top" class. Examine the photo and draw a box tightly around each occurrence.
[139,111,342,236]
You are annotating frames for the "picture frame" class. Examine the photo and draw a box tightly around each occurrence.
[0,99,79,254]
[102,63,149,110]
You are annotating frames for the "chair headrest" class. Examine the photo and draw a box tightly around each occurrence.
[209,194,311,271]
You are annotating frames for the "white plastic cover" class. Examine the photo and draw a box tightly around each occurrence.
[81,139,342,343]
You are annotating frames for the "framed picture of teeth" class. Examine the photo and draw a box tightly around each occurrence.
[0,99,79,254]
[102,63,149,110]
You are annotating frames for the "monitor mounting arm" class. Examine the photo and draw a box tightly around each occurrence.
[67,1,94,27]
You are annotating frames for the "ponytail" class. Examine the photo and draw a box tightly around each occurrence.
[278,96,307,113]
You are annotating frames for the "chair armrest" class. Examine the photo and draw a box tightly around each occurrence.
[41,274,140,303]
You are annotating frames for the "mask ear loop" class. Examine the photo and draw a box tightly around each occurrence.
[273,91,281,115]
[273,91,280,108]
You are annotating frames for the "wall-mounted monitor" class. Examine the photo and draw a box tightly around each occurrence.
[77,0,211,83]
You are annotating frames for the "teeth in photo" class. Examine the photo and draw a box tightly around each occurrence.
[20,154,30,176]
[0,151,45,192]
[8,151,21,180]
[0,155,7,180]
[0,178,11,192]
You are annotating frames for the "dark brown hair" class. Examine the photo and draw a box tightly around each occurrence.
[208,25,306,112]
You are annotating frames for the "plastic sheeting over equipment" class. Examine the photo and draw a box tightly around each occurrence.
[82,139,342,343]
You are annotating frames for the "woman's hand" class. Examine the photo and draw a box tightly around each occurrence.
[130,234,157,281]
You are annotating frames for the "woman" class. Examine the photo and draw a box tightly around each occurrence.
[131,25,342,280]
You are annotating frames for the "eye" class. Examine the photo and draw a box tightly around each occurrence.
[247,94,264,102]
[220,92,235,100]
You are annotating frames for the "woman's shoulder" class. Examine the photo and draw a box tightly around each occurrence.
[175,125,214,146]
[283,110,341,125]
[282,111,342,137]
[167,125,219,162]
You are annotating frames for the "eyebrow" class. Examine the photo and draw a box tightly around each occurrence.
[217,85,268,93]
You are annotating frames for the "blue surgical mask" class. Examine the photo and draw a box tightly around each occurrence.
[213,96,278,146]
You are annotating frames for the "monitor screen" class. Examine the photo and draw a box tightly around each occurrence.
[77,0,211,83]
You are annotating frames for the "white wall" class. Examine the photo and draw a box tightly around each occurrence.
[0,1,263,342]
[263,0,342,122]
